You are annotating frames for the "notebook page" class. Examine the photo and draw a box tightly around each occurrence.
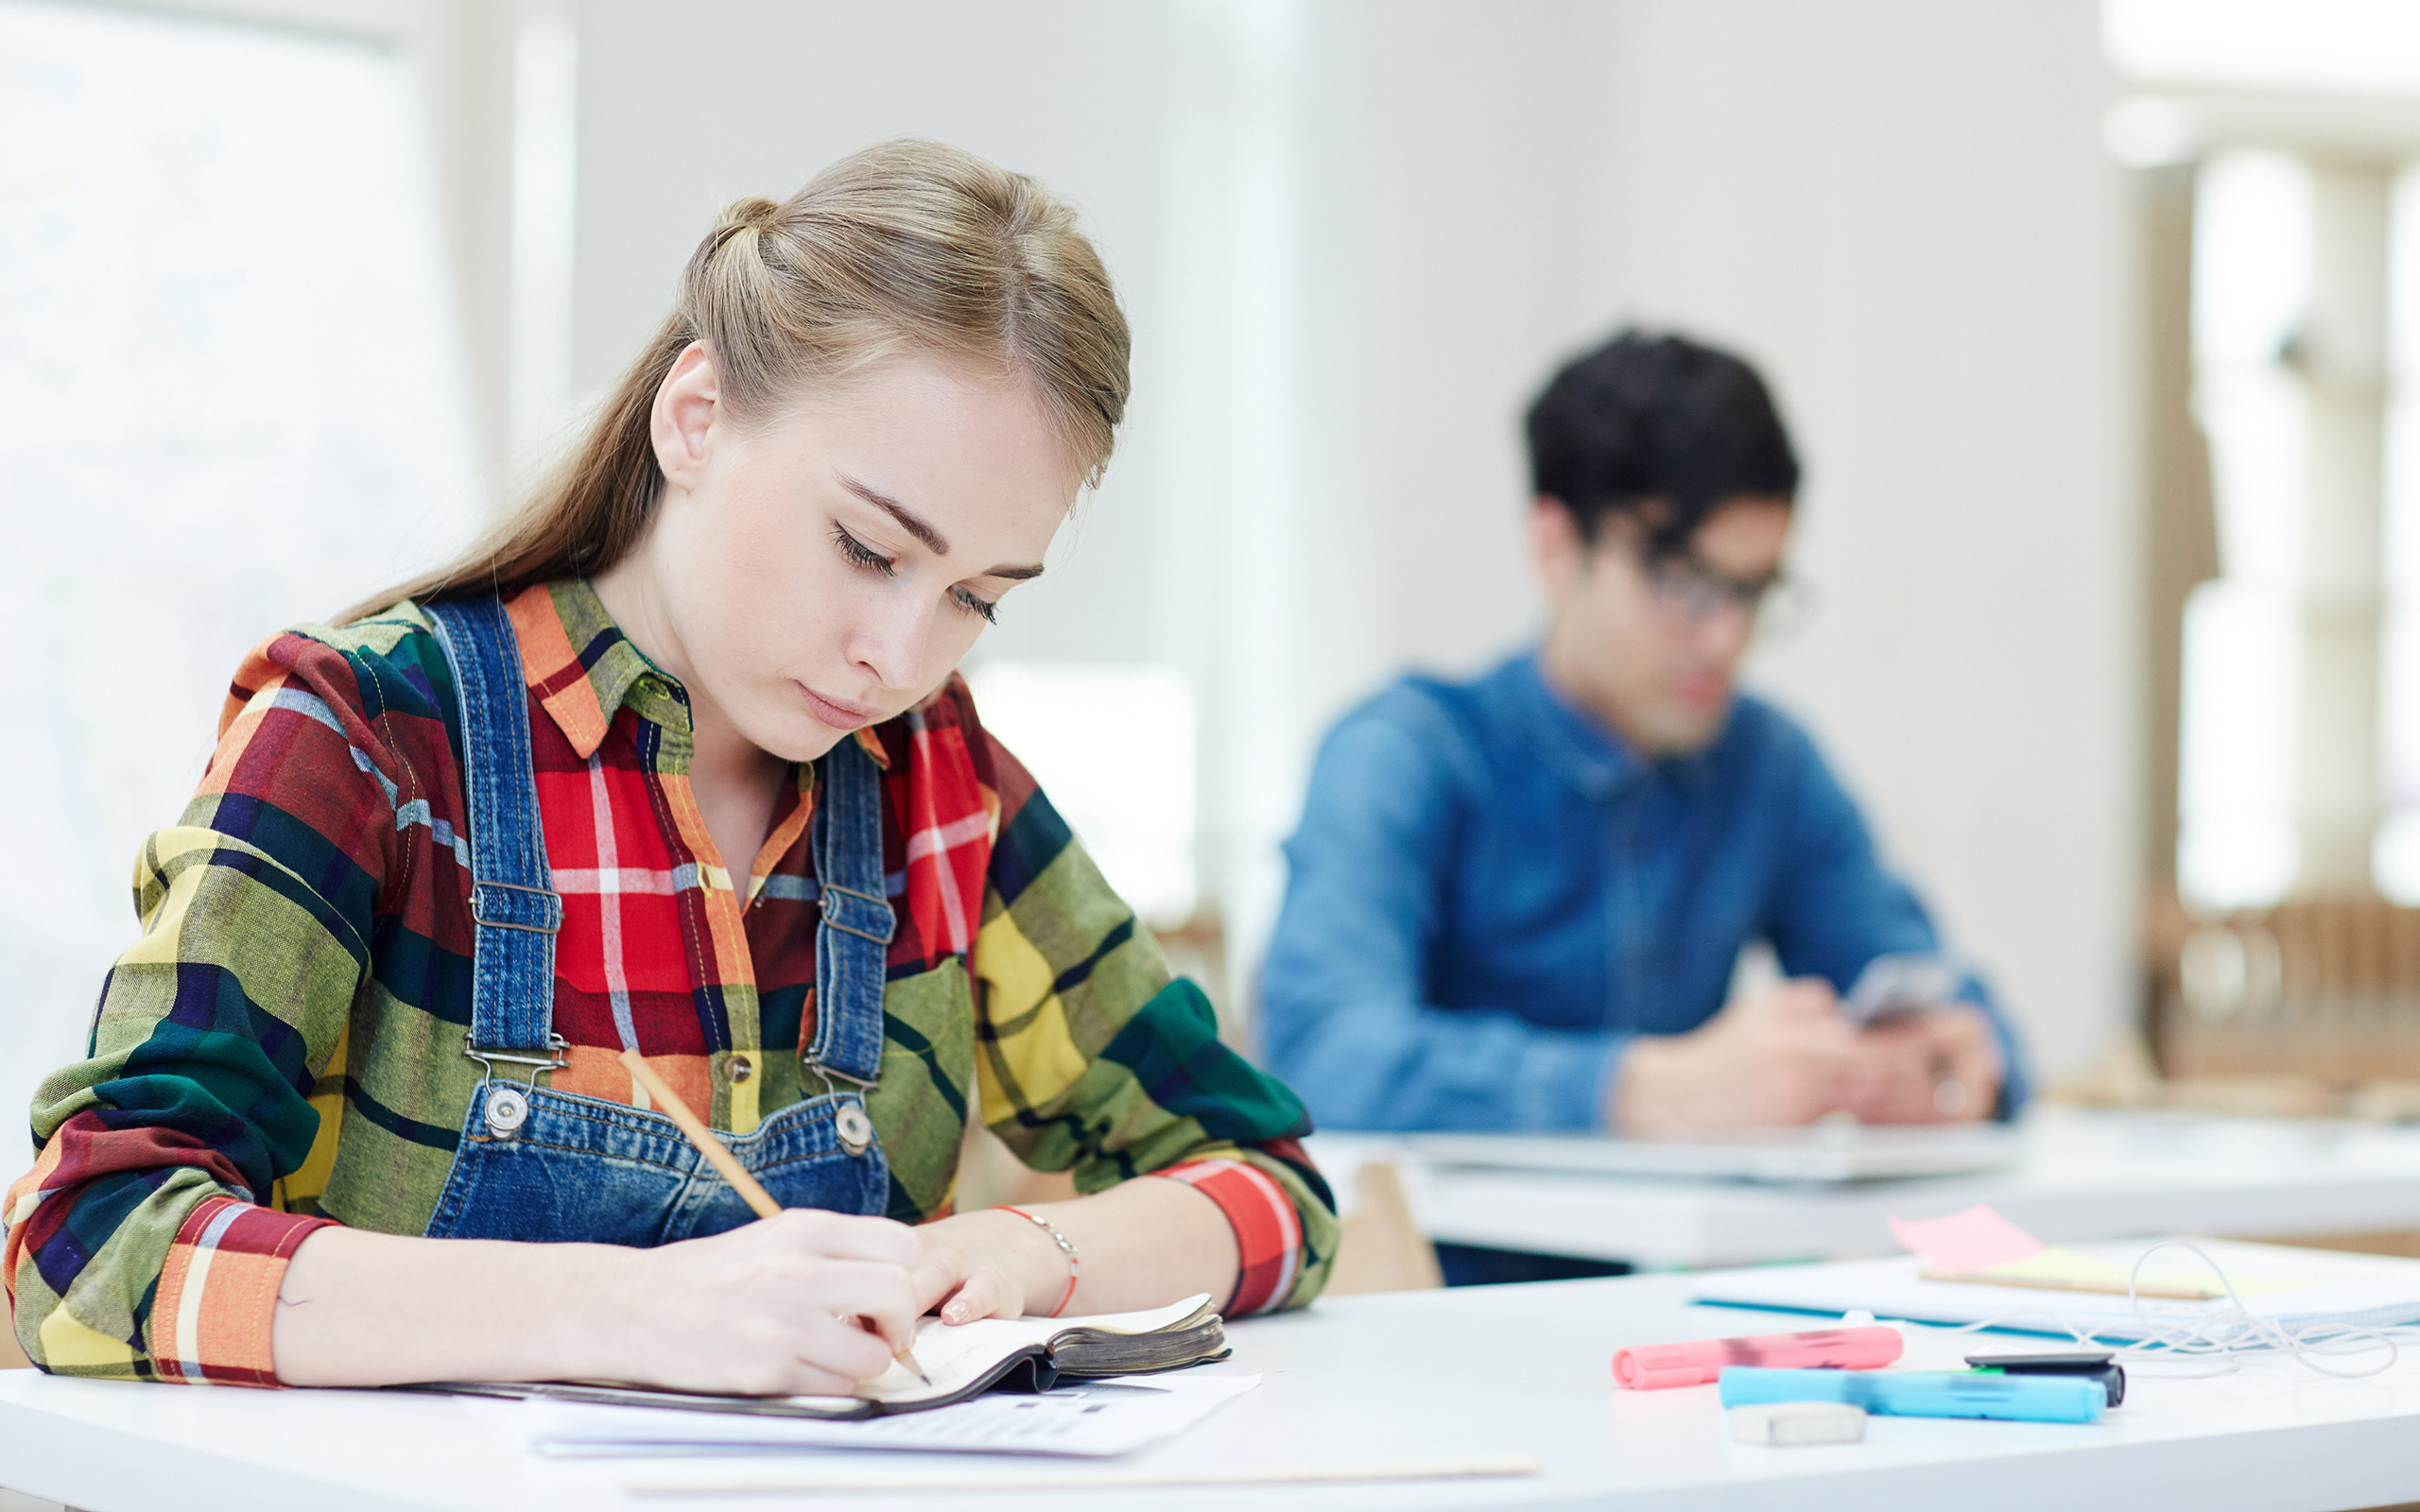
[850,1294,1216,1406]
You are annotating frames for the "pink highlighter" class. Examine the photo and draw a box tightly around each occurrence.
[1613,1326,1904,1389]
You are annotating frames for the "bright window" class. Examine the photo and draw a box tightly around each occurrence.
[0,0,483,1119]
[2175,152,2312,910]
[2104,0,2420,95]
[964,663,1199,930]
[2375,168,2420,900]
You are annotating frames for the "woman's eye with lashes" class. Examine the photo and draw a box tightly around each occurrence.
[951,586,999,625]
[832,524,895,576]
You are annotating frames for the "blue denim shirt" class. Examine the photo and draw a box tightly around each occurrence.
[1259,652,2030,1131]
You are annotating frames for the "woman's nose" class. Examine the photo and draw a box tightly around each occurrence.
[849,593,931,691]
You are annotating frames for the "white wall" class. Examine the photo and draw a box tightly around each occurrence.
[557,0,2139,1077]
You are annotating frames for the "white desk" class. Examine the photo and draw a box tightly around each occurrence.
[1312,1108,2420,1268]
[8,1260,2420,1511]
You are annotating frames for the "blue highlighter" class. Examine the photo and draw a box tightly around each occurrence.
[1719,1366,2107,1424]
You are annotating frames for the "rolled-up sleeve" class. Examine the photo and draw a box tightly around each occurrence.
[5,633,396,1382]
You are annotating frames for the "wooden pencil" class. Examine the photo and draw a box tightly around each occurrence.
[617,1048,931,1384]
[1917,1266,2221,1301]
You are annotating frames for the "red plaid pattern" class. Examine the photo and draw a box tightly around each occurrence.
[153,1197,332,1385]
[1162,1149,1308,1317]
[899,711,992,955]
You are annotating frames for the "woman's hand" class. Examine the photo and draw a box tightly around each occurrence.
[599,1209,922,1396]
[274,1210,923,1393]
[274,1183,1245,1389]
[910,1207,1070,1325]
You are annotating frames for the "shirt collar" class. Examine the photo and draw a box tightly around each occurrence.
[503,579,889,770]
[1501,650,1716,800]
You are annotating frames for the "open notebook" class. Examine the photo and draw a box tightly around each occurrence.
[415,1295,1228,1421]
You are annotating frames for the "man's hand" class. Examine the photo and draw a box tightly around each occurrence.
[1841,1003,2001,1125]
[1612,982,2002,1133]
[1613,979,1862,1132]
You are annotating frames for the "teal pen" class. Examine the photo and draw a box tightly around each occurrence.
[1718,1366,2107,1423]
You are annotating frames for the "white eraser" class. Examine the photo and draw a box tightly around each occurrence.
[1729,1401,1868,1447]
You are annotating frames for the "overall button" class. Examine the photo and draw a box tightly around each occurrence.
[484,1085,529,1138]
[835,1101,873,1156]
[725,1054,753,1084]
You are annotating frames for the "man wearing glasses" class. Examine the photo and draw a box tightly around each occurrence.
[1260,331,2025,1285]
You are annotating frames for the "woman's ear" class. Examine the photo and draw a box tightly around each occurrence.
[651,341,722,492]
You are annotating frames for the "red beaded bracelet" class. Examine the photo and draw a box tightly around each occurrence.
[996,1205,1080,1318]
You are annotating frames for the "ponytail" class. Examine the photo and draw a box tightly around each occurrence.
[340,141,1129,624]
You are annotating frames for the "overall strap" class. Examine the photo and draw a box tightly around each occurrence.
[806,733,895,1087]
[425,596,564,1064]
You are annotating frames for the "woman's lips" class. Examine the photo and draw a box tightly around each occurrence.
[797,683,881,730]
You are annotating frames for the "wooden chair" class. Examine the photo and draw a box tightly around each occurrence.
[2150,894,2420,1090]
[1323,1160,1444,1296]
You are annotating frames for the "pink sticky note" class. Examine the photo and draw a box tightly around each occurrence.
[1887,1203,2045,1272]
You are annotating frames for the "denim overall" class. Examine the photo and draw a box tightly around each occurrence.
[419,595,892,1245]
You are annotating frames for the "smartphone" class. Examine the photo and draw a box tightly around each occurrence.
[1842,953,1961,1029]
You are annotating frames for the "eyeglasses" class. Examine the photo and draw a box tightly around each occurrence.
[1635,548,1816,639]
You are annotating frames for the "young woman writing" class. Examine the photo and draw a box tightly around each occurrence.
[4,141,1333,1395]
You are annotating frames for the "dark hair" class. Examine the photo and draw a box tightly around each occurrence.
[1524,329,1799,552]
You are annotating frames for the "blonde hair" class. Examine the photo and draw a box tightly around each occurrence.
[348,138,1130,622]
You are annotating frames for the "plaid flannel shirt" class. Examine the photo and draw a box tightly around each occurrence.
[6,581,1333,1383]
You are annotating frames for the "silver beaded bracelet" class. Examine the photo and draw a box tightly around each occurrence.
[996,1205,1080,1317]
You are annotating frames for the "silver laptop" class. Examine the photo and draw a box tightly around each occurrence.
[1398,1123,2024,1185]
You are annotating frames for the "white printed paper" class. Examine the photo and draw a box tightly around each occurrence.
[1692,1239,2420,1342]
[527,1373,1258,1459]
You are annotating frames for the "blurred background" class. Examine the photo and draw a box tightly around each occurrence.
[5,0,2420,1137]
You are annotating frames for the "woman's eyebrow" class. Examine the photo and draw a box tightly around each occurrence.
[838,471,1046,581]
[838,472,948,554]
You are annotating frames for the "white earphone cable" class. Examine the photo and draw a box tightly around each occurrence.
[1909,1240,2416,1381]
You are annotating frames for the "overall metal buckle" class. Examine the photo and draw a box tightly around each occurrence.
[803,1057,878,1155]
[469,879,562,934]
[464,1032,569,1138]
[819,882,896,944]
